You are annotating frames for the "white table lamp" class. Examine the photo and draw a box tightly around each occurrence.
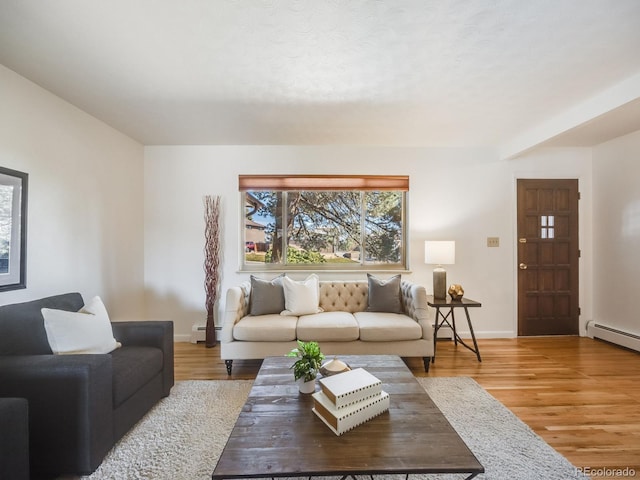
[425,241,455,299]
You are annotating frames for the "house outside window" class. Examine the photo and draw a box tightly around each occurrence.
[240,175,409,271]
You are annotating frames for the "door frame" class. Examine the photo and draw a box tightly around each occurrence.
[512,174,587,337]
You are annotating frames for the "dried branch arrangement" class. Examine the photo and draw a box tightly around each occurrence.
[203,195,221,347]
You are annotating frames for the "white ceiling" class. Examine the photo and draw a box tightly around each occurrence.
[1,0,640,156]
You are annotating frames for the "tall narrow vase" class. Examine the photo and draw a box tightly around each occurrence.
[203,195,221,347]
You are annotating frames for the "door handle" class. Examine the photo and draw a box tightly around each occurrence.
[519,263,528,270]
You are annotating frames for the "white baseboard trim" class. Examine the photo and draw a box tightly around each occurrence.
[452,330,515,339]
[436,326,453,339]
[434,327,516,339]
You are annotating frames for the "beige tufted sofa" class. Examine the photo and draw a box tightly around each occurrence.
[220,280,434,375]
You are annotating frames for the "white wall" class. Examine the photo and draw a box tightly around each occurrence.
[592,130,640,336]
[0,63,596,338]
[0,65,145,318]
[144,145,593,341]
[1,61,631,343]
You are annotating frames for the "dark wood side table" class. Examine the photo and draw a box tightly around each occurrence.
[428,295,482,363]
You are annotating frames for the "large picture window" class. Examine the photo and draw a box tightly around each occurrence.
[0,166,28,291]
[240,175,408,271]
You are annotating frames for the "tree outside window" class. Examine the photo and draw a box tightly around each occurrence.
[240,175,407,271]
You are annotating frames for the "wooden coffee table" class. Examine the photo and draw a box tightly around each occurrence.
[212,355,484,479]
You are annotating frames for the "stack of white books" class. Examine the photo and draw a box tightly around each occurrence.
[312,367,390,436]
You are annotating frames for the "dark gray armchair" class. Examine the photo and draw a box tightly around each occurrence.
[0,397,29,480]
[0,293,174,478]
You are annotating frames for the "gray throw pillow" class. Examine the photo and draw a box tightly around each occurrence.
[366,273,403,313]
[249,274,286,316]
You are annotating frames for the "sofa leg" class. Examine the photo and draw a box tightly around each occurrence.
[423,357,431,373]
[225,360,233,376]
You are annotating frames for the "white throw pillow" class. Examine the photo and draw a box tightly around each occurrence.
[281,274,323,316]
[42,296,122,354]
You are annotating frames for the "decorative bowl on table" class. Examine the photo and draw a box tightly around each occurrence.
[320,358,351,377]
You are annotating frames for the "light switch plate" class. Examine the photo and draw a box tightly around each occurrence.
[487,237,500,247]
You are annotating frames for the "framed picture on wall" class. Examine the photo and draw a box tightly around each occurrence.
[0,166,28,291]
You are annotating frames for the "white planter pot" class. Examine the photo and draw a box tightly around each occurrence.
[297,377,316,394]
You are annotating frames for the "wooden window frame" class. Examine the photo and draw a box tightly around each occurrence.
[239,175,409,272]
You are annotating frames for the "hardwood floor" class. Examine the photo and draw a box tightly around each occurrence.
[175,336,640,479]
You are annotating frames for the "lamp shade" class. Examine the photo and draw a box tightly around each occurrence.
[424,241,455,265]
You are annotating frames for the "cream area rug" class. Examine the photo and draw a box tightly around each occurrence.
[73,378,588,480]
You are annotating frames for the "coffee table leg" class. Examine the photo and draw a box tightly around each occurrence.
[338,476,376,480]
[338,476,401,480]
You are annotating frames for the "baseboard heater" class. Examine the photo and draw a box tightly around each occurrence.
[190,324,221,344]
[586,321,640,353]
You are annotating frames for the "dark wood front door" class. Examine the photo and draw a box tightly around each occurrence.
[517,179,579,336]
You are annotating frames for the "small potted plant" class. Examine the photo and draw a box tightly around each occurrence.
[286,340,325,393]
